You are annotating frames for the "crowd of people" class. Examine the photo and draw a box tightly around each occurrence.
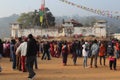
[0,34,120,80]
[0,34,39,80]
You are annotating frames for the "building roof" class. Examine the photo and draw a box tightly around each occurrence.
[96,20,107,23]
[64,19,83,27]
[10,22,22,25]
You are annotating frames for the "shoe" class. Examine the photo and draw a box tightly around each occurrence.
[19,69,22,71]
[31,73,36,79]
[114,68,117,70]
[28,78,33,80]
[28,73,36,79]
[95,65,97,68]
[35,67,38,69]
[90,65,92,68]
[13,68,17,71]
[63,63,66,66]
[74,63,76,66]
[23,70,27,72]
[85,66,89,68]
[48,59,51,60]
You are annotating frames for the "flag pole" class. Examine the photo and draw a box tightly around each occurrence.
[40,0,45,37]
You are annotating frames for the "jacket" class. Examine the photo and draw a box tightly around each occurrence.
[16,42,27,56]
[26,38,37,57]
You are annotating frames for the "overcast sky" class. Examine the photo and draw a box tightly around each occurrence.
[0,0,120,18]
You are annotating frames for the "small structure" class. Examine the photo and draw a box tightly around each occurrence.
[61,19,107,37]
[93,20,107,37]
[10,22,22,38]
[113,33,120,40]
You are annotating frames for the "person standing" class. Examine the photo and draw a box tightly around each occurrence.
[41,41,51,60]
[16,38,27,72]
[0,39,3,72]
[50,41,55,57]
[109,55,116,70]
[62,41,68,66]
[99,42,106,66]
[107,40,116,70]
[71,41,78,65]
[15,37,22,71]
[114,41,120,59]
[82,42,89,68]
[90,40,99,68]
[34,41,40,69]
[10,39,16,70]
[26,34,38,79]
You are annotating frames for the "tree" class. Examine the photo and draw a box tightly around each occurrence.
[17,12,34,28]
[17,7,55,28]
[42,7,55,28]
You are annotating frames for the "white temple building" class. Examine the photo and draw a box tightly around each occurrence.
[11,20,108,38]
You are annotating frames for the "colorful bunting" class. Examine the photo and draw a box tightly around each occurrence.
[59,0,120,20]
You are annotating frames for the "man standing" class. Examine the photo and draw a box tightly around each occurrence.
[15,37,22,71]
[41,41,50,60]
[26,34,38,80]
[0,39,3,72]
[90,40,99,68]
[16,38,28,72]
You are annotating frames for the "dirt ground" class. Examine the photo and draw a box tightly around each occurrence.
[0,56,120,80]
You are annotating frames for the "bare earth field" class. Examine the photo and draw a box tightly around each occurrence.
[0,56,120,80]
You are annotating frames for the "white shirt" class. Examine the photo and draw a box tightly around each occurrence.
[82,44,88,57]
[16,42,27,56]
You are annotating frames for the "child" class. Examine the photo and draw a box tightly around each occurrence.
[109,56,116,70]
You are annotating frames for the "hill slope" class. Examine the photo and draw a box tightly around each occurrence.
[0,14,19,38]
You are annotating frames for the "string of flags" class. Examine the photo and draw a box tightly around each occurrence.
[59,0,120,20]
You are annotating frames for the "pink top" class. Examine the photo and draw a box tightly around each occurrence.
[109,57,115,61]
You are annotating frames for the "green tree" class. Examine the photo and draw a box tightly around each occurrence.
[17,7,55,28]
[17,12,34,28]
[40,7,55,28]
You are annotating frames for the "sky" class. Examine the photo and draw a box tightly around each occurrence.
[0,0,120,18]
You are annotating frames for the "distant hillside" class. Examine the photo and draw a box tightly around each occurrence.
[0,14,120,39]
[0,14,19,38]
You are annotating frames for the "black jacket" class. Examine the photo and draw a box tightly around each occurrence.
[26,38,37,57]
[0,42,3,55]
